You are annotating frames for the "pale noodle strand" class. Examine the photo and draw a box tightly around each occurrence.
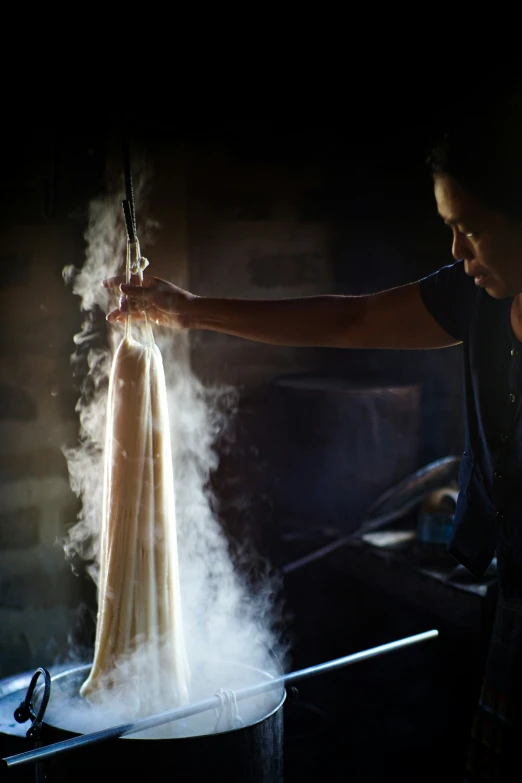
[213,688,244,733]
[80,247,190,712]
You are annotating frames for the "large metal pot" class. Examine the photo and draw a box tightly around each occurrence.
[0,671,40,782]
[20,662,285,782]
[2,631,439,781]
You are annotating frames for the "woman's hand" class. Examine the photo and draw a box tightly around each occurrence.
[102,274,196,329]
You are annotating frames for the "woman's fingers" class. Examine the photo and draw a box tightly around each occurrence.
[106,304,173,327]
[103,275,163,290]
[107,308,127,323]
[103,274,188,329]
[106,293,149,323]
[120,283,182,316]
[119,288,153,311]
[120,283,151,295]
[103,274,141,288]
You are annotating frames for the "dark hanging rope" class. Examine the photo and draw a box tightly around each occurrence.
[121,123,137,243]
[122,199,136,244]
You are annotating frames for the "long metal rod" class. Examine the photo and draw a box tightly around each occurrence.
[2,630,437,770]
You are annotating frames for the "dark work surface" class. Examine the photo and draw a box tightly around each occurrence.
[280,537,495,783]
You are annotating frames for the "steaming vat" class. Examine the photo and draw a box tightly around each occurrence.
[2,631,439,781]
[1,662,285,782]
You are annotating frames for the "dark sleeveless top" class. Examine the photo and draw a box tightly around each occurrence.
[419,260,522,578]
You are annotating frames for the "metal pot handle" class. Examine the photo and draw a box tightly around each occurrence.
[13,667,51,741]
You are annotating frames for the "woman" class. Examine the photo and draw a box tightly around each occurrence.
[105,89,522,781]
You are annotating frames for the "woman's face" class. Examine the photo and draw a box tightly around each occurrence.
[434,173,522,298]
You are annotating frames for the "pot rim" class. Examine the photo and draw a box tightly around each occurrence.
[32,661,286,739]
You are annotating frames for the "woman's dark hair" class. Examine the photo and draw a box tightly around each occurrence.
[427,85,522,221]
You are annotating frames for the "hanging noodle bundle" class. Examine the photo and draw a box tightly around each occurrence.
[80,243,190,712]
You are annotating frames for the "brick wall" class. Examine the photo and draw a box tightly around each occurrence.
[0,223,88,677]
[185,138,334,387]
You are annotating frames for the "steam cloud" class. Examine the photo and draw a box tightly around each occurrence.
[60,170,286,735]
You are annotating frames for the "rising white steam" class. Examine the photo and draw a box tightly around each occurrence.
[61,170,285,731]
[61,196,124,582]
